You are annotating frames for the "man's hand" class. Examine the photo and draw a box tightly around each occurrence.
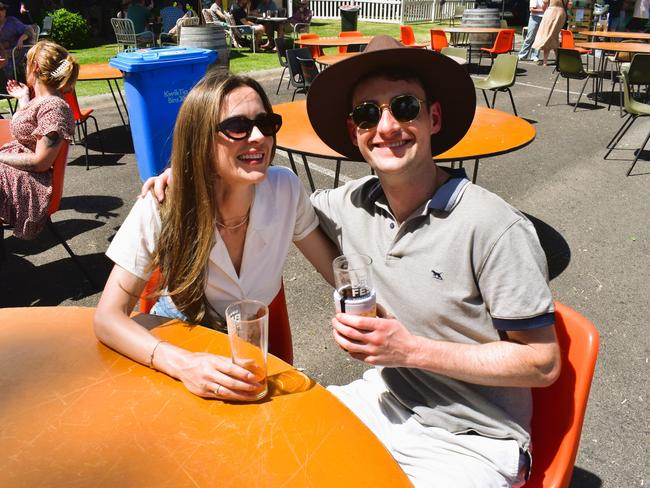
[140,167,172,202]
[332,308,417,367]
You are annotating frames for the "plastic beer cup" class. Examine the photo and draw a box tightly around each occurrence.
[332,254,377,317]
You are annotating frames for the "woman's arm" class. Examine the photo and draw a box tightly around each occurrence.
[94,265,264,401]
[294,226,338,287]
[0,131,63,172]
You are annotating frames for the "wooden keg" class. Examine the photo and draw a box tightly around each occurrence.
[180,25,230,70]
[461,8,501,50]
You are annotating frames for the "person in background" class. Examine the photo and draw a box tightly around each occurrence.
[273,0,312,44]
[159,0,183,34]
[518,0,545,62]
[230,0,265,49]
[95,71,337,402]
[209,0,227,22]
[532,0,571,66]
[127,0,155,45]
[0,41,77,241]
[0,2,30,74]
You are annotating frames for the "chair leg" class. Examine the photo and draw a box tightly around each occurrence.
[608,75,618,112]
[291,87,297,102]
[628,128,650,176]
[506,88,518,116]
[276,66,287,95]
[333,159,342,188]
[81,121,90,170]
[482,89,490,107]
[45,218,99,289]
[574,77,590,112]
[546,72,561,106]
[604,114,636,159]
[89,115,104,156]
[491,89,498,108]
[566,77,570,105]
[300,154,316,192]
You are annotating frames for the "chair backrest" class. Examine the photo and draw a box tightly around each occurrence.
[61,89,83,122]
[202,8,217,24]
[299,33,323,58]
[338,30,362,53]
[400,25,416,45]
[111,18,137,48]
[430,29,449,52]
[558,48,587,76]
[41,15,52,34]
[441,46,468,61]
[626,52,650,84]
[139,269,294,365]
[48,140,70,216]
[488,53,518,86]
[297,56,319,87]
[286,47,312,88]
[528,302,599,488]
[275,36,294,67]
[493,29,515,52]
[560,29,575,48]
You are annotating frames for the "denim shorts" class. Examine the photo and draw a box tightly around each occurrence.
[150,294,188,321]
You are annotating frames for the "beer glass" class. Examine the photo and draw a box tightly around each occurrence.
[332,254,377,317]
[225,300,269,400]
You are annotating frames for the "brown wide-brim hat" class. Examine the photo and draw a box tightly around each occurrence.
[307,35,476,161]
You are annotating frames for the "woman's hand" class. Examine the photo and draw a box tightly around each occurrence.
[160,345,266,401]
[6,79,29,100]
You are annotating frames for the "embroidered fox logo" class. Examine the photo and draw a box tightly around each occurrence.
[431,270,443,281]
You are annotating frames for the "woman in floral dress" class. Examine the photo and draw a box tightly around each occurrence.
[0,40,77,239]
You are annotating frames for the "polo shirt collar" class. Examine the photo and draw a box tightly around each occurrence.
[368,168,470,214]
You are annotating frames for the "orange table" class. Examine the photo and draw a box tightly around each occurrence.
[578,30,650,40]
[297,36,374,48]
[315,52,360,66]
[78,63,128,127]
[274,100,535,188]
[0,307,411,487]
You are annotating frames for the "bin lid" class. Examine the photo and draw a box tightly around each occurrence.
[109,47,217,72]
[339,5,360,10]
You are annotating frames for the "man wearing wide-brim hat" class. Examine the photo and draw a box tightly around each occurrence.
[308,35,560,487]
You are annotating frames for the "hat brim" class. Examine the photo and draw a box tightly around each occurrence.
[307,48,476,161]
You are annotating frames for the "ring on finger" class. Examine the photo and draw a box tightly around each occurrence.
[215,384,222,397]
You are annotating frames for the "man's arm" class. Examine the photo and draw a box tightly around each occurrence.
[332,313,561,388]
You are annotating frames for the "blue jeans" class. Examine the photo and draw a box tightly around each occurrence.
[519,14,543,60]
[150,294,188,321]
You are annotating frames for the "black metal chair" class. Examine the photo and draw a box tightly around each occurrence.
[296,56,319,89]
[275,37,294,95]
[546,48,601,112]
[285,47,312,101]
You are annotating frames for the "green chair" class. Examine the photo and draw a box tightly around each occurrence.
[604,70,650,176]
[473,53,519,115]
[546,48,600,112]
[441,46,468,63]
[608,53,650,117]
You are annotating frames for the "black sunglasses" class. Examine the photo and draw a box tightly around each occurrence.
[350,94,426,130]
[218,113,283,140]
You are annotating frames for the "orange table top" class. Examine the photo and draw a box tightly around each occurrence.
[578,30,650,40]
[0,307,410,487]
[298,36,374,47]
[574,41,650,53]
[274,100,535,162]
[78,63,123,81]
[315,52,360,65]
[443,27,509,34]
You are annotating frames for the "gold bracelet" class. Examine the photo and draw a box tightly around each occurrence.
[149,340,167,369]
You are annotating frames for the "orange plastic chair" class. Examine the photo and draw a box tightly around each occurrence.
[560,29,592,56]
[478,29,515,66]
[62,89,104,171]
[430,29,449,52]
[139,269,294,365]
[400,25,428,48]
[0,120,97,287]
[338,30,362,54]
[527,301,600,488]
[298,33,324,58]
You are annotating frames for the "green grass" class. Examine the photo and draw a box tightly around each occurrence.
[70,20,457,98]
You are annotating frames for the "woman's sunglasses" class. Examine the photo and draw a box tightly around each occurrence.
[350,94,426,129]
[218,113,283,140]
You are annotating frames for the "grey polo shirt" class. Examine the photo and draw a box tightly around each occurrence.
[311,168,554,450]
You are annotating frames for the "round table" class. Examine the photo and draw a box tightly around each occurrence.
[578,30,650,40]
[315,52,360,66]
[78,63,128,128]
[0,307,411,487]
[274,100,535,189]
[297,36,374,47]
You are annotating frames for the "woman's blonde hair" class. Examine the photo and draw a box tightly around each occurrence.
[26,40,79,92]
[150,70,276,327]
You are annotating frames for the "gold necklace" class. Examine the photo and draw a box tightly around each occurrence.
[215,212,249,230]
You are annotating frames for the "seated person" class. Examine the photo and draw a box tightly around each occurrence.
[274,0,312,41]
[94,71,337,401]
[0,41,77,240]
[209,0,228,22]
[159,0,184,34]
[127,0,155,44]
[0,2,30,76]
[229,0,264,48]
[253,0,283,50]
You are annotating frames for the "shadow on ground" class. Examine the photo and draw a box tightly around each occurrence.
[570,466,602,487]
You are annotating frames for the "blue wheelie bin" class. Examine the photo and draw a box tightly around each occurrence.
[110,47,217,181]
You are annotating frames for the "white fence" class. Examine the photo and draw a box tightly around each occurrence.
[300,0,477,24]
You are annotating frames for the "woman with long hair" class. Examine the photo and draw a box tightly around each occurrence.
[0,40,78,239]
[532,0,571,66]
[94,70,337,402]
